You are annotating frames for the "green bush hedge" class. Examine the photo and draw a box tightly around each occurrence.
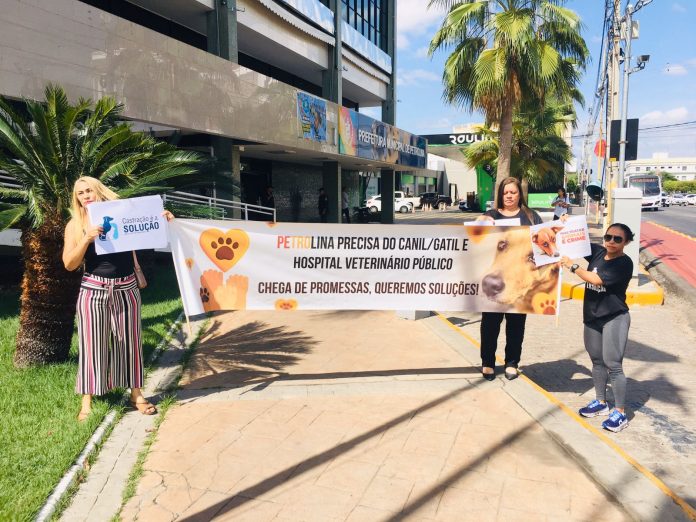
[663,180,696,193]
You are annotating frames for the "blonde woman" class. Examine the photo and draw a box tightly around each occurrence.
[62,177,174,421]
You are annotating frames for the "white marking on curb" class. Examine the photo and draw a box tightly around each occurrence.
[35,312,184,522]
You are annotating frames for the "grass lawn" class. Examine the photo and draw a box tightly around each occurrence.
[0,261,182,521]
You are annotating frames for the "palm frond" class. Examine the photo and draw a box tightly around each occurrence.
[0,204,27,230]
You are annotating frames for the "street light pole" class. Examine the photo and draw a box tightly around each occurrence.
[617,5,633,189]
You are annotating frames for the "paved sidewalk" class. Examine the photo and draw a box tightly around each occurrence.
[121,310,632,521]
[445,294,696,516]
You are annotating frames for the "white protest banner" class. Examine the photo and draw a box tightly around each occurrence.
[530,215,591,267]
[169,219,561,316]
[86,195,168,255]
[464,218,521,227]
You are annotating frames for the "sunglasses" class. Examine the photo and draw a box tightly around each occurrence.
[603,234,625,244]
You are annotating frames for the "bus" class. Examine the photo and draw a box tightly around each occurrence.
[626,174,662,211]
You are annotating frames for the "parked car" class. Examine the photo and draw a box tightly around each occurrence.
[419,192,453,210]
[686,194,696,206]
[670,194,687,206]
[458,200,478,212]
[365,195,414,214]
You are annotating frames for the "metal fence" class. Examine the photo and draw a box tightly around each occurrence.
[161,191,276,222]
[0,173,276,223]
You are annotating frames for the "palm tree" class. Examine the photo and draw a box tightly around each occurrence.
[464,97,575,189]
[428,0,588,189]
[0,85,203,367]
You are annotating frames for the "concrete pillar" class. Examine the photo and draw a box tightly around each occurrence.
[381,0,397,125]
[322,0,343,104]
[380,169,395,224]
[207,0,239,62]
[611,188,641,277]
[231,144,242,218]
[323,161,341,223]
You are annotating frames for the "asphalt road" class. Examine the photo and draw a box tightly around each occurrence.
[641,204,696,237]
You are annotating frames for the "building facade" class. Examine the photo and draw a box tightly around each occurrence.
[0,0,432,222]
[625,154,696,182]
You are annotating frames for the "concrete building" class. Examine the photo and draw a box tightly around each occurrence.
[0,0,432,223]
[625,153,696,181]
[422,125,494,211]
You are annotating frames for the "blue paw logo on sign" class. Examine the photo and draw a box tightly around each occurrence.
[99,216,119,241]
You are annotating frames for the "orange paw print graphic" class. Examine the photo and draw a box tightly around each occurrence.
[200,270,249,311]
[274,299,298,311]
[199,229,249,272]
[532,292,558,315]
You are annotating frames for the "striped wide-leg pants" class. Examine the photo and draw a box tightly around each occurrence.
[75,273,143,396]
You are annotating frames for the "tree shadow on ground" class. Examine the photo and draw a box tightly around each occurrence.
[177,381,557,522]
[522,338,688,414]
[181,319,318,390]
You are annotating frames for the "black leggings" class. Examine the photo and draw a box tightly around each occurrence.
[480,312,527,368]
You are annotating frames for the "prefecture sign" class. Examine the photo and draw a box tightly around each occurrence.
[86,195,168,255]
[338,108,427,168]
[169,220,561,317]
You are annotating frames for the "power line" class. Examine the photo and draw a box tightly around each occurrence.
[571,120,696,139]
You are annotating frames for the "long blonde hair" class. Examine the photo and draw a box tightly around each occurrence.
[69,176,119,234]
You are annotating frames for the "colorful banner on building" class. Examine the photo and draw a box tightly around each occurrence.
[338,108,427,168]
[169,219,561,316]
[338,107,358,156]
[86,195,167,254]
[297,92,327,142]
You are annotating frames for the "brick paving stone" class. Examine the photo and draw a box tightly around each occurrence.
[120,310,632,521]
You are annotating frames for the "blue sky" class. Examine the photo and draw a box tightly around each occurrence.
[383,0,696,161]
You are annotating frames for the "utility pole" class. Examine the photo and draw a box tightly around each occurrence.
[617,6,633,189]
[604,0,622,225]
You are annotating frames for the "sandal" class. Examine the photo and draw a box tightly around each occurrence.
[130,399,157,415]
[77,409,91,422]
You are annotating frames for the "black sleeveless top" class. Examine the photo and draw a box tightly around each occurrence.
[84,243,134,278]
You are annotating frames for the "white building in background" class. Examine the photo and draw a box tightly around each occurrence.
[625,153,696,181]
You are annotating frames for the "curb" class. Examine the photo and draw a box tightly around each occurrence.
[424,313,695,521]
[36,314,185,522]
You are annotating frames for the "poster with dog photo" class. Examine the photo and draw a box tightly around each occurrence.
[530,216,591,267]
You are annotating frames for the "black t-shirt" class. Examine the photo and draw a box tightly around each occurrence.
[484,208,543,226]
[84,242,135,278]
[583,243,633,326]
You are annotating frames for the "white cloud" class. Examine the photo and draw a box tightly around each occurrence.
[397,68,441,86]
[397,0,447,50]
[672,3,687,13]
[686,58,696,67]
[663,64,688,76]
[591,35,602,44]
[416,117,453,133]
[415,46,430,59]
[640,107,689,126]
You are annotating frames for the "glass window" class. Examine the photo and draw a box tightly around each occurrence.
[341,0,388,51]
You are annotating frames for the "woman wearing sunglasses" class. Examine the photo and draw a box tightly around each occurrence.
[560,223,634,432]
